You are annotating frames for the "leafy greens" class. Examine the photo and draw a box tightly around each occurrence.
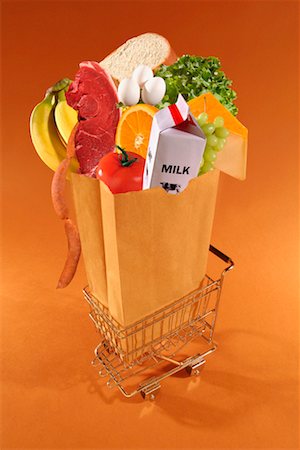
[155,55,238,116]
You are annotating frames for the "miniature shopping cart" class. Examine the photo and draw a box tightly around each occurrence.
[83,245,234,399]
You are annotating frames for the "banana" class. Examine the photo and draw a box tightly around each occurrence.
[54,89,78,145]
[30,80,79,175]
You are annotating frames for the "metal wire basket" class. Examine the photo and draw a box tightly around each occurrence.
[83,245,234,399]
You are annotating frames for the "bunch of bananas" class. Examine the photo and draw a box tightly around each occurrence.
[30,78,79,174]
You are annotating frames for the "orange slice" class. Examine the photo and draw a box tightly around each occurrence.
[115,104,158,159]
[188,93,248,180]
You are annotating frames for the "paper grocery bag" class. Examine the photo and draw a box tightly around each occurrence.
[102,170,219,326]
[71,174,108,306]
[71,169,219,326]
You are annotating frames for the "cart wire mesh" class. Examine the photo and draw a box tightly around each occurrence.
[83,245,234,398]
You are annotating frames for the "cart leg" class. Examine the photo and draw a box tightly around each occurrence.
[141,387,160,400]
[186,357,206,376]
[140,379,161,400]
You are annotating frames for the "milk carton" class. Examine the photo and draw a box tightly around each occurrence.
[143,94,206,194]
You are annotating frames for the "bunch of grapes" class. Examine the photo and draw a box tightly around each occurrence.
[197,113,229,175]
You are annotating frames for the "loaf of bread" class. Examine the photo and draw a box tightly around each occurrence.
[100,33,177,82]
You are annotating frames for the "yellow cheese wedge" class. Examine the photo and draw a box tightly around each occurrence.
[188,93,248,180]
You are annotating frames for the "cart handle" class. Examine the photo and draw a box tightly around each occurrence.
[209,245,234,273]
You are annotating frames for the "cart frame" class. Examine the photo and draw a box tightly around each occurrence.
[84,245,234,399]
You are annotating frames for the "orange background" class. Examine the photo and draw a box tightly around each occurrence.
[1,1,299,449]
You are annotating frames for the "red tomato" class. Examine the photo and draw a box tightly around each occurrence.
[96,146,145,194]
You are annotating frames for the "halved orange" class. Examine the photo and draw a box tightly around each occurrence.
[115,104,158,159]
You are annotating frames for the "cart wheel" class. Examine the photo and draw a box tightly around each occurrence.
[140,381,161,400]
[141,388,160,401]
[186,359,206,376]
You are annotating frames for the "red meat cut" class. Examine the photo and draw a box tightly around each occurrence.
[66,61,120,176]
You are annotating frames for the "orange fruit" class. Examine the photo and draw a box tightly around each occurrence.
[115,104,158,159]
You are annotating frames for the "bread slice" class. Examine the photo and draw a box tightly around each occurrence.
[100,33,177,82]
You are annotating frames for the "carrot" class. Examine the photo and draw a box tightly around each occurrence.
[52,171,81,288]
[51,127,81,288]
[51,158,70,220]
[57,218,81,289]
[67,124,78,158]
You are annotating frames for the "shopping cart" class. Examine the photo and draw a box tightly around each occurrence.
[83,245,234,399]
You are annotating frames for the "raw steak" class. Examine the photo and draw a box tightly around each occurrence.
[66,61,120,176]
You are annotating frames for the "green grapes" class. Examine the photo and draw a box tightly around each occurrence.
[197,114,229,175]
[201,161,214,173]
[213,116,224,128]
[197,112,208,126]
[201,123,215,136]
[215,127,229,138]
[205,147,217,162]
[207,135,218,147]
[215,138,226,151]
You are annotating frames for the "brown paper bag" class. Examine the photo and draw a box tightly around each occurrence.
[71,175,108,306]
[71,169,219,328]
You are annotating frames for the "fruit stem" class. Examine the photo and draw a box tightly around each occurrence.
[43,91,55,105]
[57,89,66,102]
[116,145,137,167]
[46,78,72,96]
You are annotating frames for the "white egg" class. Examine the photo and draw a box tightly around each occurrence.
[131,65,153,87]
[141,77,166,105]
[118,78,140,106]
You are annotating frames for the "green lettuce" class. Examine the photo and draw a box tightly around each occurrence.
[155,55,238,116]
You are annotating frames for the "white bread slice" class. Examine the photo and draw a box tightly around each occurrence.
[100,33,177,82]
